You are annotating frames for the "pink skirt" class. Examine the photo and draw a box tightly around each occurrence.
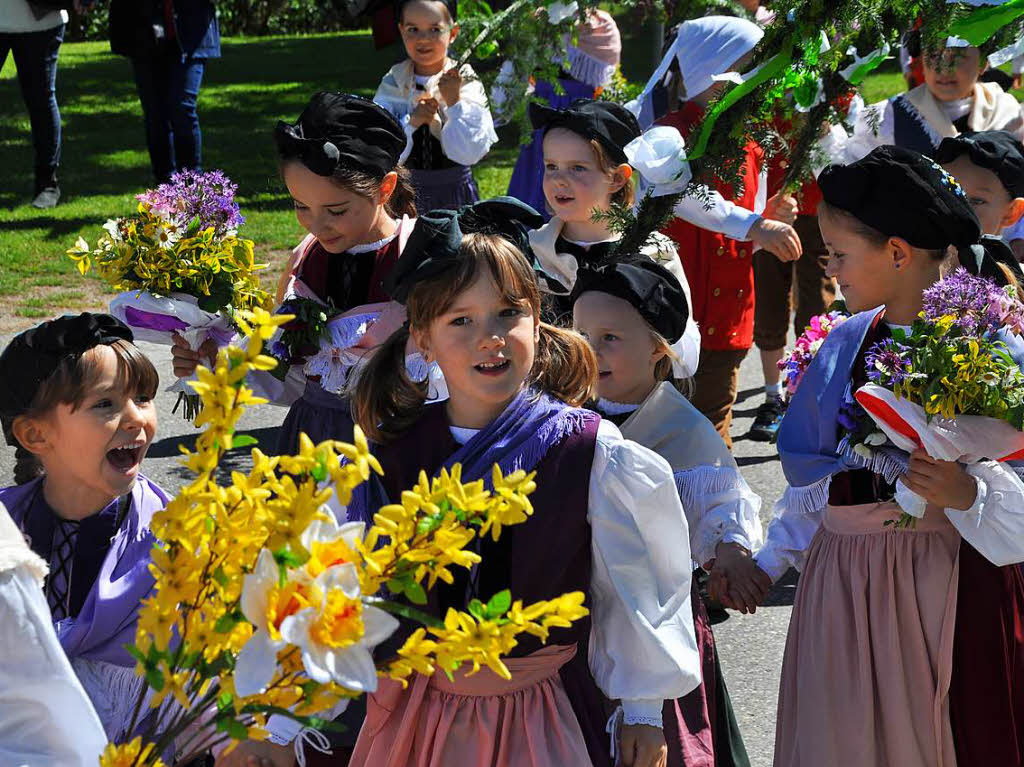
[774,502,961,767]
[349,644,594,767]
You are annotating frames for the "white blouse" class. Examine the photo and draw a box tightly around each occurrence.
[374,60,499,168]
[670,173,767,243]
[754,460,1024,582]
[0,506,107,767]
[451,419,702,727]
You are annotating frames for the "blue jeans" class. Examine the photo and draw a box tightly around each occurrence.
[0,24,63,192]
[130,48,205,182]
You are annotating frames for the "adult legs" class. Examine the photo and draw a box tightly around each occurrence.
[167,56,206,173]
[131,49,176,182]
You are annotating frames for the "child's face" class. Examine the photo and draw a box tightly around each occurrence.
[923,46,983,102]
[542,128,627,224]
[413,271,539,429]
[400,1,457,74]
[36,345,157,512]
[819,209,901,314]
[941,155,1022,235]
[283,162,392,253]
[573,291,662,405]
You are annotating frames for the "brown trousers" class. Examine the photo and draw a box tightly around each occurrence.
[690,347,749,449]
[753,214,836,351]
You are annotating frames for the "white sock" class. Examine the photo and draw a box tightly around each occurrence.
[765,382,783,398]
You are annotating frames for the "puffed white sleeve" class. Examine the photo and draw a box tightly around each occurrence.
[815,97,893,171]
[0,567,107,767]
[587,421,701,727]
[440,67,499,166]
[944,460,1024,566]
[675,465,763,567]
[672,188,760,242]
[753,481,828,582]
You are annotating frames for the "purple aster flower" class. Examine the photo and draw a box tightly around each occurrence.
[864,338,912,385]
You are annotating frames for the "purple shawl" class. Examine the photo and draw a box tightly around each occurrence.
[348,388,594,522]
[0,475,166,667]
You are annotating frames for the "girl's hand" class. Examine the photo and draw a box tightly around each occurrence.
[354,301,408,351]
[438,68,463,107]
[902,449,978,511]
[410,97,439,129]
[765,192,799,226]
[171,333,218,379]
[708,542,771,615]
[619,724,668,767]
[750,218,802,262]
[215,739,295,766]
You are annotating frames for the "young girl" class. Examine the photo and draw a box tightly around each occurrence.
[525,97,704,380]
[373,0,498,212]
[725,146,1024,765]
[652,15,800,447]
[571,258,762,767]
[346,199,701,767]
[505,8,622,217]
[172,92,421,455]
[0,313,168,743]
[824,36,1024,162]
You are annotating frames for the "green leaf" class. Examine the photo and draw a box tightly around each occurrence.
[231,434,259,449]
[146,667,165,691]
[126,644,148,665]
[467,599,485,620]
[385,577,407,595]
[405,581,428,605]
[364,596,444,628]
[484,589,511,619]
[311,452,329,483]
[214,611,241,633]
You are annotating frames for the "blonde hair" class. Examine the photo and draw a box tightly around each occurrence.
[589,138,635,208]
[353,233,597,441]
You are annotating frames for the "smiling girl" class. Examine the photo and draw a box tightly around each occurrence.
[0,313,168,743]
[346,199,701,767]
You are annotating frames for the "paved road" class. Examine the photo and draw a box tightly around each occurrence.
[0,338,794,766]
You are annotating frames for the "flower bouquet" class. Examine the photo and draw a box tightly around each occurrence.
[100,309,586,767]
[851,269,1024,525]
[68,170,272,419]
[779,305,850,396]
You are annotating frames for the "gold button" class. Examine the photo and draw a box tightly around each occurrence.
[738,249,747,258]
[717,246,725,256]
[707,327,716,335]
[730,331,738,337]
[736,289,744,297]
[713,288,721,297]
[780,159,789,169]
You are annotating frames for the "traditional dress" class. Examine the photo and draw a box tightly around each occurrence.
[374,57,498,212]
[0,499,107,767]
[822,80,1024,163]
[596,382,761,767]
[530,221,702,379]
[506,10,621,217]
[0,475,167,743]
[345,391,702,767]
[756,309,1024,766]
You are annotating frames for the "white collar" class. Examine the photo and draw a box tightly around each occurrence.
[347,230,398,255]
[596,397,641,415]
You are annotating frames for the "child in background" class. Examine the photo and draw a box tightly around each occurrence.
[374,0,498,212]
[0,313,168,744]
[572,258,761,767]
[347,199,701,767]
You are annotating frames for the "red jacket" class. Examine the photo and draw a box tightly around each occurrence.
[660,103,764,351]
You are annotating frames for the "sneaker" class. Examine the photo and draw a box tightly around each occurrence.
[31,186,61,209]
[748,394,786,442]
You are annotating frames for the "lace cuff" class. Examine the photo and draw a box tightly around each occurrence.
[621,698,664,728]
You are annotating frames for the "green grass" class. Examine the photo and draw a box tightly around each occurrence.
[0,28,912,325]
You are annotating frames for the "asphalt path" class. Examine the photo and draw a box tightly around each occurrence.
[0,337,794,766]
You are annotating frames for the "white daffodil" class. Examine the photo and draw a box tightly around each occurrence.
[235,549,288,697]
[301,513,366,577]
[280,563,399,693]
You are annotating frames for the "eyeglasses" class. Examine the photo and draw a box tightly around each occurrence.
[400,25,450,40]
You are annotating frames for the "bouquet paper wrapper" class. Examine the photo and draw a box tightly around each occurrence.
[854,383,1024,517]
[109,291,235,394]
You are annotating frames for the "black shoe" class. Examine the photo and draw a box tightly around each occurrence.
[748,395,786,442]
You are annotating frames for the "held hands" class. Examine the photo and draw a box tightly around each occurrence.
[214,739,296,767]
[438,67,463,107]
[902,449,978,512]
[171,332,218,379]
[706,542,772,615]
[410,97,440,129]
[619,724,668,767]
[764,192,799,226]
[750,217,802,263]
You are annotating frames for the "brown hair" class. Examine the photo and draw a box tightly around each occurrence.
[280,160,418,220]
[4,340,159,484]
[354,233,597,441]
[398,0,455,25]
